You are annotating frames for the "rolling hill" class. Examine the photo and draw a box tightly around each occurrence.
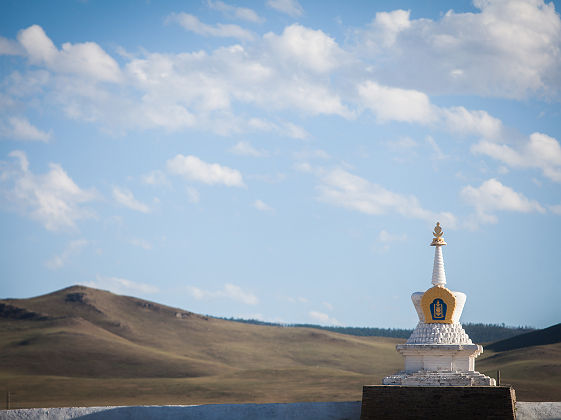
[0,285,404,408]
[0,285,559,408]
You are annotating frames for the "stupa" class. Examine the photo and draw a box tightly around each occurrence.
[383,222,496,386]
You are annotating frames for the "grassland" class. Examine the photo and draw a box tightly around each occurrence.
[0,285,559,408]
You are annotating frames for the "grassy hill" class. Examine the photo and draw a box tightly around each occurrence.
[485,323,561,352]
[0,285,559,408]
[476,322,561,401]
[0,285,403,408]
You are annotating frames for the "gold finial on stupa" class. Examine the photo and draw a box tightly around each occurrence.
[430,222,447,246]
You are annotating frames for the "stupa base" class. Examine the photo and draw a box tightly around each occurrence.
[361,385,515,420]
[383,369,496,386]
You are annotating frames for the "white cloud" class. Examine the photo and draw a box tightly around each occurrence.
[4,24,353,136]
[370,10,412,47]
[0,36,24,55]
[141,170,170,187]
[425,136,447,160]
[253,199,273,211]
[316,167,456,227]
[472,132,561,182]
[357,80,433,124]
[0,116,51,142]
[166,154,245,187]
[358,80,504,140]
[166,12,255,41]
[112,186,151,213]
[550,204,561,215]
[0,150,97,231]
[207,0,263,23]
[283,122,309,139]
[46,239,88,269]
[309,310,340,326]
[17,25,121,83]
[230,141,268,157]
[461,178,545,225]
[187,283,259,305]
[264,24,342,73]
[267,0,303,17]
[440,106,504,139]
[86,275,159,294]
[356,0,561,99]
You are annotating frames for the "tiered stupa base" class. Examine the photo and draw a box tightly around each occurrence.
[382,322,496,386]
[383,369,496,386]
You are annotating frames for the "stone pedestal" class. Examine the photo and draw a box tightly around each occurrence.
[360,386,516,420]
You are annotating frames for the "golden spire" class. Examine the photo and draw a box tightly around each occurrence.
[430,222,447,246]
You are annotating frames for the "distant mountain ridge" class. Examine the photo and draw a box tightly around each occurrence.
[221,318,534,343]
[486,323,561,352]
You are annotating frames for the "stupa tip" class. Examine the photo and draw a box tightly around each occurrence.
[430,222,447,246]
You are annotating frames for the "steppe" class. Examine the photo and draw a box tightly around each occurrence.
[1,286,559,408]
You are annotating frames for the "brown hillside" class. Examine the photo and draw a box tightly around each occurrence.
[1,285,559,407]
[0,285,403,408]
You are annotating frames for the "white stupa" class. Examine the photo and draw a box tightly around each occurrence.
[383,223,496,386]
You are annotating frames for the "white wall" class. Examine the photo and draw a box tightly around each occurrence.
[1,401,560,420]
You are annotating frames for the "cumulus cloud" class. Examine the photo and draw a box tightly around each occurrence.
[440,106,504,139]
[46,239,88,269]
[207,0,263,23]
[358,81,435,124]
[3,23,353,136]
[356,0,561,99]
[112,186,151,213]
[472,132,561,182]
[166,154,245,187]
[267,0,303,17]
[253,199,273,211]
[358,80,504,139]
[166,12,255,41]
[230,141,268,157]
[0,150,97,231]
[316,167,456,227]
[461,178,545,225]
[141,170,170,187]
[86,275,159,294]
[187,283,259,305]
[0,36,24,55]
[0,116,51,142]
[17,25,121,83]
[264,24,342,73]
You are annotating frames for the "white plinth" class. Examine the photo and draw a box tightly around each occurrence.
[396,343,482,372]
[382,369,497,386]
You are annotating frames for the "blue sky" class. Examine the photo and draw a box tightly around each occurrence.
[1,0,560,329]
